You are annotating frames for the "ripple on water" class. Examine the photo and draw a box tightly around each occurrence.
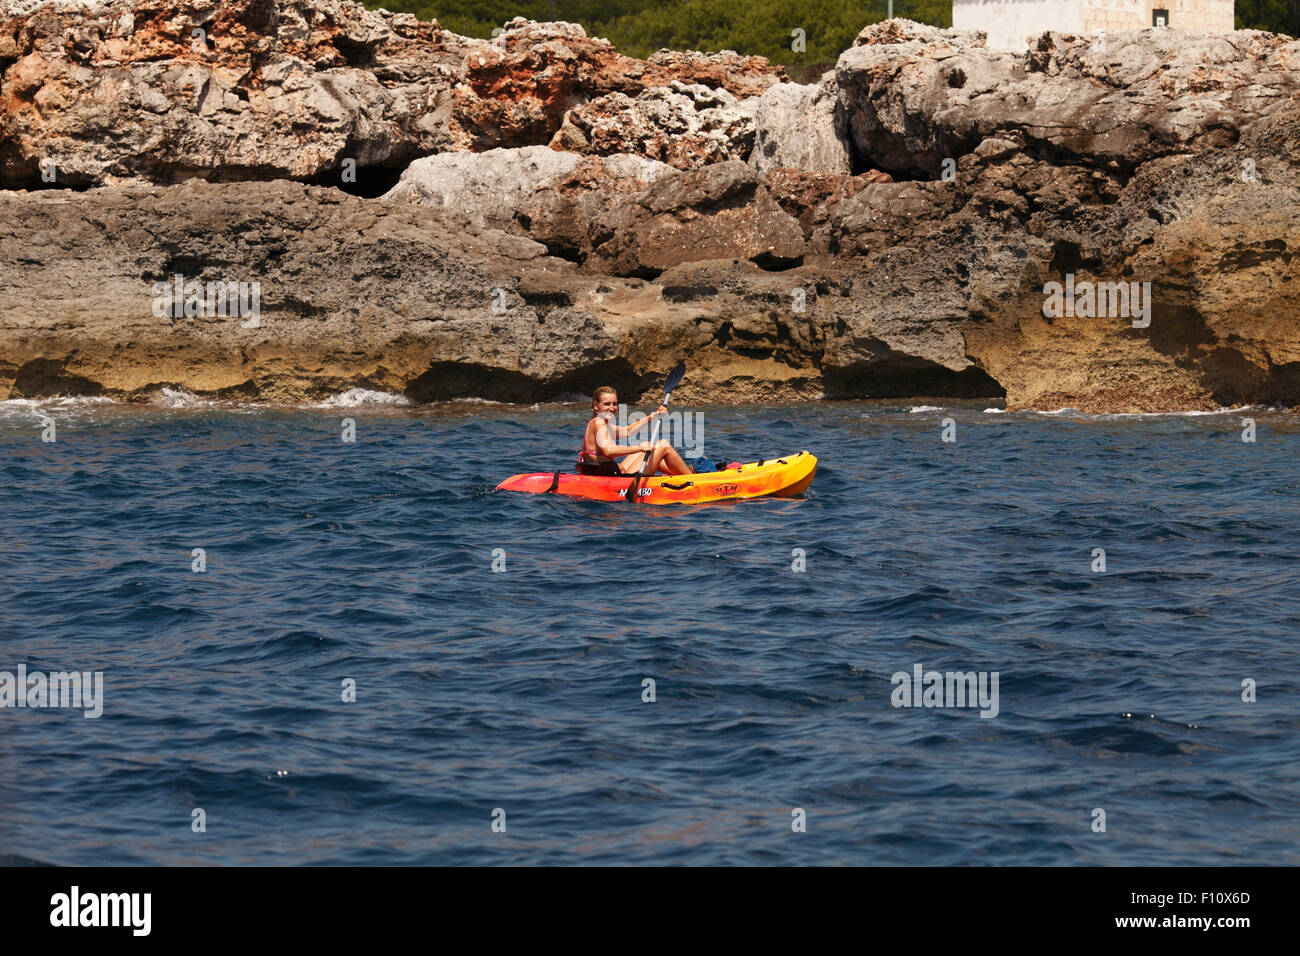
[0,403,1297,865]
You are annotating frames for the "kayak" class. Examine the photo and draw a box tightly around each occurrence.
[497,451,817,504]
[496,451,817,505]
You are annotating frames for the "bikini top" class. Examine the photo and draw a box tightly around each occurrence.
[580,417,613,463]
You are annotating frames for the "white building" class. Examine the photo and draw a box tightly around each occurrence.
[952,0,1236,51]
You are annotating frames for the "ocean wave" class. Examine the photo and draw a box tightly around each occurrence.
[1034,406,1251,419]
[0,395,121,424]
[0,395,119,409]
[313,388,414,408]
[151,387,210,408]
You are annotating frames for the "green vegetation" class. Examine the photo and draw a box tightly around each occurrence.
[365,1,951,67]
[366,0,1297,62]
[1236,0,1300,38]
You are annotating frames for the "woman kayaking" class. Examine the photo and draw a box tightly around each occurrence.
[578,386,692,477]
[496,361,818,503]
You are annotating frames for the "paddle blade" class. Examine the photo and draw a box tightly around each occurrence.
[663,361,686,396]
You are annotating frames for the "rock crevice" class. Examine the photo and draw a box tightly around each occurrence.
[2,7,1298,411]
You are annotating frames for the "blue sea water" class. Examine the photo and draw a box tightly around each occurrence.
[1,396,1297,866]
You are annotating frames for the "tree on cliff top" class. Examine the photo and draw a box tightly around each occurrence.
[367,0,1296,56]
[365,0,952,67]
[1236,0,1300,38]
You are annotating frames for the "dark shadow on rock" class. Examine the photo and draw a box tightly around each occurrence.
[404,358,641,404]
[662,284,719,302]
[214,379,260,400]
[548,358,641,402]
[1198,350,1300,407]
[1257,361,1300,406]
[405,363,538,403]
[518,289,573,309]
[823,358,1005,399]
[301,163,408,199]
[751,251,804,271]
[1140,301,1217,357]
[11,358,104,398]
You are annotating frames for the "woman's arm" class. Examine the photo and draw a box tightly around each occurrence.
[611,406,666,438]
[596,422,652,458]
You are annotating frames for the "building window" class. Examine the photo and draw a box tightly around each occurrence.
[1152,9,1169,26]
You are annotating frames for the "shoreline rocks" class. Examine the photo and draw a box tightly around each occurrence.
[1,6,1298,412]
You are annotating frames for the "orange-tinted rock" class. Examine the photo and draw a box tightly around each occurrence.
[0,4,786,186]
[644,49,785,98]
[766,168,892,237]
[517,153,680,260]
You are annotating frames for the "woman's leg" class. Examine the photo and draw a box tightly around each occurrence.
[619,452,647,475]
[649,440,691,476]
[618,443,690,477]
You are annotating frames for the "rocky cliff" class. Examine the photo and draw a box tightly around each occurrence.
[1,3,1297,410]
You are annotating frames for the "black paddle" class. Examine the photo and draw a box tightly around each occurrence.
[626,361,686,503]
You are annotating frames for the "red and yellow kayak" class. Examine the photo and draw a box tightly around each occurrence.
[496,451,817,505]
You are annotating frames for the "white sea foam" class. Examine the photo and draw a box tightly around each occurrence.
[909,405,943,413]
[314,388,413,408]
[151,387,209,408]
[0,395,120,426]
[1036,406,1250,419]
[976,405,1261,419]
[0,395,118,410]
